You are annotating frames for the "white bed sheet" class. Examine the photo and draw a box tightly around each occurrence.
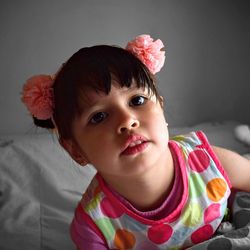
[0,133,96,250]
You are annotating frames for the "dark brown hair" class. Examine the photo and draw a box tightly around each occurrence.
[34,45,160,139]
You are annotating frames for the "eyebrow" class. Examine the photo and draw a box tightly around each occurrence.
[78,84,149,114]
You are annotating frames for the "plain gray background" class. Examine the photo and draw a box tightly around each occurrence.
[1,0,250,135]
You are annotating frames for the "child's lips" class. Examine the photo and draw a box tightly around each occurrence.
[120,134,149,155]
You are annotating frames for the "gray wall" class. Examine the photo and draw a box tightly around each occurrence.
[1,0,250,135]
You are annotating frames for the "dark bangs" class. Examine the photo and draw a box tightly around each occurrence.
[53,45,159,139]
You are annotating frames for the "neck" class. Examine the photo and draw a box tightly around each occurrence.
[102,147,174,211]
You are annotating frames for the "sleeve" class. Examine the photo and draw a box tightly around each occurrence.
[70,204,109,250]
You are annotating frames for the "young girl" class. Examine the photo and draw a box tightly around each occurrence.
[22,35,250,249]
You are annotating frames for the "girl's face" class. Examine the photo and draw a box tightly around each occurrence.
[66,81,169,180]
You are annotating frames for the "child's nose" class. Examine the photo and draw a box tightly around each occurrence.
[117,112,140,134]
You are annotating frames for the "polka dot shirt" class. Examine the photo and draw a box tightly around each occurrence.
[71,131,231,249]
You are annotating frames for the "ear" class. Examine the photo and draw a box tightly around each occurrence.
[60,139,89,166]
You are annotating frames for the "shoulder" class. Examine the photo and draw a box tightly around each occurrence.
[170,131,231,184]
[170,131,214,157]
[170,130,209,145]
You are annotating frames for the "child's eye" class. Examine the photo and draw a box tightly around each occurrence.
[90,112,108,124]
[130,96,147,106]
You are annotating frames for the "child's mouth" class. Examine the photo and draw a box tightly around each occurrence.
[121,135,149,155]
[121,141,149,155]
[128,140,143,147]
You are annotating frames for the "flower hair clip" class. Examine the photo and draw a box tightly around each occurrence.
[126,34,165,74]
[22,34,165,120]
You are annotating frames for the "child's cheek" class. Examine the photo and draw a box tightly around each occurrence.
[149,111,169,141]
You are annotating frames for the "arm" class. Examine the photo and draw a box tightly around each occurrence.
[212,146,250,192]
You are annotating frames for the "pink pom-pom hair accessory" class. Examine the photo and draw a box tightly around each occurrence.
[21,74,54,120]
[126,34,165,74]
[21,34,165,120]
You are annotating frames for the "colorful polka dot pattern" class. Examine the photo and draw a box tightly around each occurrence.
[185,192,250,249]
[81,131,231,249]
[148,224,173,244]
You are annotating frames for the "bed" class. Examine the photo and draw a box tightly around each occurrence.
[1,120,250,250]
